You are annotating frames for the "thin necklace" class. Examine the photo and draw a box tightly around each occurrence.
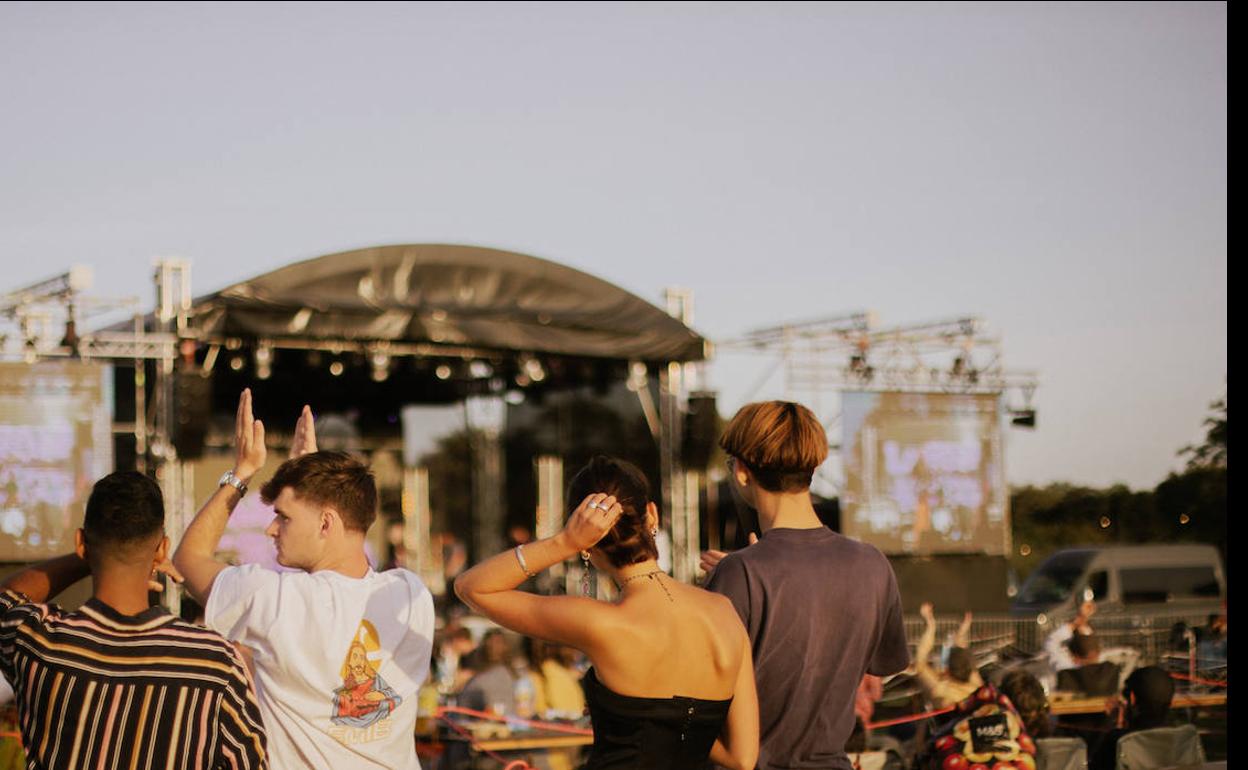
[618,570,674,602]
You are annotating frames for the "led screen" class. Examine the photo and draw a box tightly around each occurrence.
[0,361,112,560]
[841,391,1008,555]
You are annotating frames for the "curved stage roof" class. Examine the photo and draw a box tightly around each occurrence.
[190,244,706,363]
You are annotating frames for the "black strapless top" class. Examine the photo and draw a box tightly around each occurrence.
[580,667,733,770]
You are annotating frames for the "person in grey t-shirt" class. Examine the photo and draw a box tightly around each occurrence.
[704,401,910,770]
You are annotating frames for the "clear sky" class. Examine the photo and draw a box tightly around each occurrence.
[0,2,1225,490]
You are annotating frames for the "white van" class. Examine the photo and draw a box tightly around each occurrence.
[1010,544,1225,623]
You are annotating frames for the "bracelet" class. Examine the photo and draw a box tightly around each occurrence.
[514,545,537,578]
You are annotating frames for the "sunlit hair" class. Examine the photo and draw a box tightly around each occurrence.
[947,646,974,683]
[260,451,378,533]
[1000,670,1051,737]
[719,401,828,492]
[566,456,659,568]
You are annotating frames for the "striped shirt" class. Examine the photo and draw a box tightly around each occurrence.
[0,590,267,770]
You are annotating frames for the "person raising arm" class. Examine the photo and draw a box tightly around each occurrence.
[456,456,758,770]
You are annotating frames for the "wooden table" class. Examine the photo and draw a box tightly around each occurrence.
[1049,692,1226,715]
[468,734,593,751]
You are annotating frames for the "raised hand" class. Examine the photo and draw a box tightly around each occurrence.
[148,557,185,592]
[698,533,758,575]
[562,494,623,553]
[234,389,267,481]
[289,404,318,459]
[920,602,935,623]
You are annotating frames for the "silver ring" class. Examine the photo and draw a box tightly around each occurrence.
[588,502,601,510]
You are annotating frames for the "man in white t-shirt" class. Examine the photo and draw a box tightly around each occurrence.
[174,390,435,769]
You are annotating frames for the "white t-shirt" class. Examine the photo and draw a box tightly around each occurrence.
[206,564,435,770]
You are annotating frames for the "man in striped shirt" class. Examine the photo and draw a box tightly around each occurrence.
[0,470,267,770]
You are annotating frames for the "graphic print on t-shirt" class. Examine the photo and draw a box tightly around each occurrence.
[329,618,403,745]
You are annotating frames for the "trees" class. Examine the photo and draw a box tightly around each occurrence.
[1181,396,1227,470]
[1010,391,1227,578]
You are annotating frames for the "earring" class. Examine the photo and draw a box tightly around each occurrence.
[650,527,658,537]
[580,551,592,597]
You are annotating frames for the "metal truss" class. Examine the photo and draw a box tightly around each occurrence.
[719,313,1038,407]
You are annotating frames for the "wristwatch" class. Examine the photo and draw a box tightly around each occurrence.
[218,470,249,497]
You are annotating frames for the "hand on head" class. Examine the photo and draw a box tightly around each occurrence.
[562,494,623,553]
[147,557,185,593]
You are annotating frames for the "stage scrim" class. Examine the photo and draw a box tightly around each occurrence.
[0,361,112,560]
[841,391,1007,555]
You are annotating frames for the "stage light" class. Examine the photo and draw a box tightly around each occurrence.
[229,355,245,372]
[1010,409,1037,428]
[254,344,273,380]
[521,356,546,383]
[469,361,493,379]
[1099,516,1111,529]
[504,390,525,405]
[1179,513,1190,525]
[435,364,452,380]
[370,350,391,382]
[329,361,345,377]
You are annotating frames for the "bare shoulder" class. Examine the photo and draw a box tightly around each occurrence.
[679,582,744,627]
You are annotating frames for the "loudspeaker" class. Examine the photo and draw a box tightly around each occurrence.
[172,371,212,460]
[683,392,719,468]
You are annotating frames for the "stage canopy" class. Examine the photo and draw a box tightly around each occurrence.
[188,243,707,363]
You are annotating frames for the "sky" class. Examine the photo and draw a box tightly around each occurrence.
[0,2,1226,490]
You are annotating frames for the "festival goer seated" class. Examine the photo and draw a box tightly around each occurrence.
[1055,633,1121,696]
[916,603,982,708]
[456,456,759,770]
[525,638,587,718]
[999,670,1053,739]
[522,637,586,770]
[1044,600,1096,674]
[433,625,479,692]
[922,684,1039,770]
[1198,611,1227,663]
[459,629,518,714]
[1086,666,1177,770]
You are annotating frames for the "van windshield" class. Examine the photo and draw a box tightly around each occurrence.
[1017,551,1095,606]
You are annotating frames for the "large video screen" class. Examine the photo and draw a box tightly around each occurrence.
[841,391,1008,555]
[0,362,113,561]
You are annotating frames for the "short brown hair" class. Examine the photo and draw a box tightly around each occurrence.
[260,451,378,533]
[566,456,658,568]
[720,401,828,493]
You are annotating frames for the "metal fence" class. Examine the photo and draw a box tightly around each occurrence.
[904,608,1217,667]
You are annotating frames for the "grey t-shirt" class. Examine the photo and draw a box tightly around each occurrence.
[707,526,909,770]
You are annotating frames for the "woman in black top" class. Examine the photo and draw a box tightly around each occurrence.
[456,456,758,770]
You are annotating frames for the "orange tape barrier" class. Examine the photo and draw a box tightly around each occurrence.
[435,705,594,736]
[865,705,954,730]
[1170,673,1227,688]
